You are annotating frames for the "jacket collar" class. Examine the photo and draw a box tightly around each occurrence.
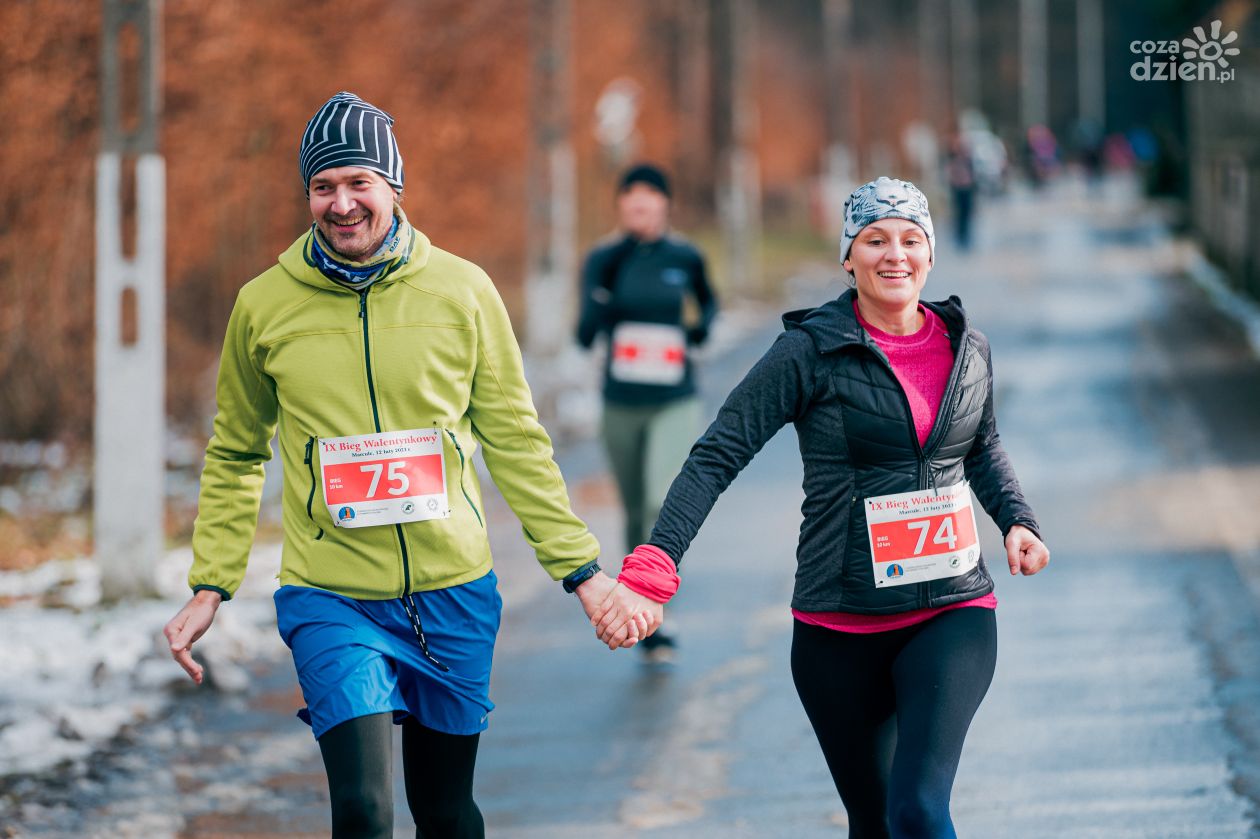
[783,288,968,353]
[277,219,433,293]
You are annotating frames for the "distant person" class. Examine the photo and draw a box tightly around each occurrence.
[163,92,660,839]
[1071,118,1105,184]
[576,164,718,663]
[595,177,1049,836]
[1025,124,1061,187]
[1103,132,1137,172]
[945,133,977,250]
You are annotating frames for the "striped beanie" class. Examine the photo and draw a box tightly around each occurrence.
[299,92,404,192]
[840,176,934,264]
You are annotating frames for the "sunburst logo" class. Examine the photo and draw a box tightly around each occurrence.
[1182,19,1241,68]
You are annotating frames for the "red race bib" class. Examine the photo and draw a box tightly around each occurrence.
[319,429,449,528]
[864,481,980,587]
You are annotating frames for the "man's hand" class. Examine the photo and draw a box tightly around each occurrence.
[163,590,223,684]
[573,570,618,622]
[591,584,664,650]
[1005,525,1050,576]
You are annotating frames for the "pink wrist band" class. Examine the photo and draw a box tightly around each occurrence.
[617,544,680,604]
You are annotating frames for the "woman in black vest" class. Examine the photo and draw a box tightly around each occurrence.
[595,177,1049,837]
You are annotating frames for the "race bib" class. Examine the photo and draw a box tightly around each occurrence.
[609,322,686,386]
[319,429,449,528]
[864,481,980,587]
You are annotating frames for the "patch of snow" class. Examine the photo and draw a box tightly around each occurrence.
[0,542,287,778]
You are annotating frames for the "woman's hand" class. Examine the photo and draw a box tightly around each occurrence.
[1004,525,1049,576]
[591,584,665,650]
[162,590,223,684]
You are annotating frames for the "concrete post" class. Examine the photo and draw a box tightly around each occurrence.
[1076,0,1105,129]
[96,0,165,600]
[524,0,582,432]
[950,0,981,117]
[1021,0,1049,129]
[713,0,761,294]
[821,0,857,238]
[95,154,165,600]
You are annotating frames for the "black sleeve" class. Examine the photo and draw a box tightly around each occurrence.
[647,329,818,565]
[687,250,719,345]
[962,336,1041,540]
[575,237,634,348]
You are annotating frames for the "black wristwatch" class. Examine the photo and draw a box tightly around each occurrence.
[561,561,601,594]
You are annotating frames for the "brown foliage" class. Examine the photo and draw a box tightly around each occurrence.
[0,1,101,440]
[0,0,839,443]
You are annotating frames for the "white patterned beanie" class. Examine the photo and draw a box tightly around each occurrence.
[300,92,404,192]
[839,176,934,265]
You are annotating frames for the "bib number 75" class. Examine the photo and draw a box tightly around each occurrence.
[360,461,410,498]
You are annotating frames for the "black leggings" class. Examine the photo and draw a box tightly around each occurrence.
[317,712,484,839]
[791,607,997,839]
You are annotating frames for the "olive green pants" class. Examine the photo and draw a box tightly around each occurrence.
[600,397,703,553]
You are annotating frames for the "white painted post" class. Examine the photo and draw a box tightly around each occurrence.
[95,155,165,601]
[96,0,165,601]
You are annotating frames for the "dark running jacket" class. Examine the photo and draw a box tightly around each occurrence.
[576,233,718,406]
[647,288,1040,614]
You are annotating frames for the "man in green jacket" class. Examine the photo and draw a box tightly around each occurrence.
[162,92,662,839]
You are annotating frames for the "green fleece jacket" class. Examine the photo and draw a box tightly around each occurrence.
[188,225,599,600]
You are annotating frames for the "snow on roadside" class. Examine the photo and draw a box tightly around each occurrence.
[0,543,287,778]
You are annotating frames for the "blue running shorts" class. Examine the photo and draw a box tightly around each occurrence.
[273,571,501,740]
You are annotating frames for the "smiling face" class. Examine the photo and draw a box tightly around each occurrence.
[308,167,397,261]
[843,218,933,311]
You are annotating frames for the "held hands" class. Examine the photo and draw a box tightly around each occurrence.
[162,590,223,684]
[1005,525,1050,576]
[585,545,678,649]
[593,585,664,649]
[574,570,665,650]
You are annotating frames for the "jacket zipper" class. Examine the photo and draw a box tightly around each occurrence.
[358,289,448,672]
[443,429,484,527]
[303,437,325,540]
[864,328,969,608]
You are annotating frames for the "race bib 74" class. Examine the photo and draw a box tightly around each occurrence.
[864,481,980,587]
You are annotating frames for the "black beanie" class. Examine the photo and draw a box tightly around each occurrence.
[618,163,671,198]
[300,92,404,192]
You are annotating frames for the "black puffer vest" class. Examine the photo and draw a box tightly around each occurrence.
[649,289,1039,614]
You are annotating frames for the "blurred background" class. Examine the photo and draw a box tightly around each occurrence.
[3,1,1260,837]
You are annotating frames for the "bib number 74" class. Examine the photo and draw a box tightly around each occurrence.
[864,481,981,588]
[907,515,958,554]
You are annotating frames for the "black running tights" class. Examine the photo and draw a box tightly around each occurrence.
[791,607,997,839]
[317,712,484,839]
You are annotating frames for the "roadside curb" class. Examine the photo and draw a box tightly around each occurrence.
[1182,244,1260,360]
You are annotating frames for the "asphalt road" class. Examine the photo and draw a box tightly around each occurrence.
[6,177,1260,838]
